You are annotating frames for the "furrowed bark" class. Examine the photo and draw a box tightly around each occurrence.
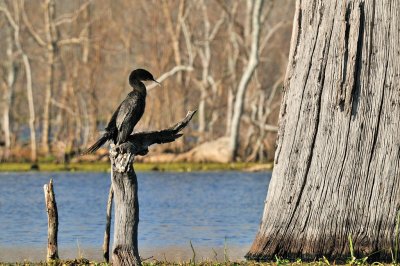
[247,0,400,262]
[43,179,59,261]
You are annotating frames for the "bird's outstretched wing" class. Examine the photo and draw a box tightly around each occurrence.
[126,110,197,155]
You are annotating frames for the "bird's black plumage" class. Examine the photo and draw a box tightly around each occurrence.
[82,69,158,154]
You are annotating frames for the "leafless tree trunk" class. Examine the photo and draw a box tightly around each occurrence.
[191,0,224,143]
[0,1,37,163]
[79,3,92,148]
[21,54,37,163]
[224,2,240,136]
[43,179,59,261]
[110,111,195,265]
[225,89,234,136]
[41,0,57,153]
[229,0,264,161]
[1,25,16,159]
[247,0,400,261]
[162,0,184,83]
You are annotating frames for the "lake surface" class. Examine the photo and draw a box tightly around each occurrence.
[0,171,270,262]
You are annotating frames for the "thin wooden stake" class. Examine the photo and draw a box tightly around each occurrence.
[43,178,59,261]
[103,185,114,262]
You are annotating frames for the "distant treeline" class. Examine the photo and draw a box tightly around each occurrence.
[0,0,294,162]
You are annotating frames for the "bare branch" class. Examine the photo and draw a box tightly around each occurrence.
[53,0,92,26]
[180,18,195,66]
[50,98,76,116]
[147,65,193,91]
[260,20,291,52]
[0,5,18,31]
[243,115,278,132]
[124,110,197,156]
[214,0,244,37]
[209,15,225,41]
[57,37,84,46]
[21,0,46,47]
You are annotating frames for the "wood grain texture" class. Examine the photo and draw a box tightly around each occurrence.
[247,0,400,261]
[110,152,141,266]
[109,111,196,265]
[103,185,113,263]
[43,179,59,261]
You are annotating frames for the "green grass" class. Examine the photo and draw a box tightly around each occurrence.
[0,259,395,266]
[0,162,272,172]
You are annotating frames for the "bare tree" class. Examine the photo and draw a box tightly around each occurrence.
[22,0,91,153]
[0,0,295,162]
[190,0,225,142]
[0,0,37,163]
[0,23,16,159]
[229,0,264,161]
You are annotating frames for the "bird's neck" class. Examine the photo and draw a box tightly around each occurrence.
[130,79,147,96]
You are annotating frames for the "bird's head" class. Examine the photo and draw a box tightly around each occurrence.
[129,69,159,87]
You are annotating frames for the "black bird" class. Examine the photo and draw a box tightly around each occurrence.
[82,69,159,154]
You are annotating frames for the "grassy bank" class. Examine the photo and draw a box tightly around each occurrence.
[0,162,273,172]
[0,259,394,266]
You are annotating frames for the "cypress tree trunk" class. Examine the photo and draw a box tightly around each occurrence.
[247,0,400,261]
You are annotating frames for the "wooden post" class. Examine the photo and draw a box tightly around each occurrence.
[110,144,141,266]
[107,111,196,265]
[103,185,114,262]
[43,179,59,261]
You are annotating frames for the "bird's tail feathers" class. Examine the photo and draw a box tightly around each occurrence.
[81,132,111,155]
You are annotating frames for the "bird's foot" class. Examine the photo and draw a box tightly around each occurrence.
[109,143,136,173]
[114,142,136,155]
[110,142,145,157]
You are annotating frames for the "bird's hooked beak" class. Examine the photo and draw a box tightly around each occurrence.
[153,79,162,87]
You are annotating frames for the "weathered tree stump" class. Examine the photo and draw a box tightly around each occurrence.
[107,111,196,265]
[43,179,59,261]
[110,144,141,265]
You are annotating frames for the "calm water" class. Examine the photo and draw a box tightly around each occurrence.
[0,171,270,261]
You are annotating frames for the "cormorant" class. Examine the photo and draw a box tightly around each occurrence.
[82,69,159,154]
